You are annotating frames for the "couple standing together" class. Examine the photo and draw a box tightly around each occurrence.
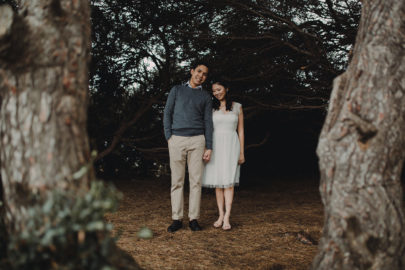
[163,60,245,232]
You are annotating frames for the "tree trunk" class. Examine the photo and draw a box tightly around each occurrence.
[0,1,91,231]
[313,0,405,269]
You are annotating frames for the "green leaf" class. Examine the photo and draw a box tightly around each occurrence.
[86,221,105,231]
[91,150,98,158]
[72,166,88,180]
[42,199,53,214]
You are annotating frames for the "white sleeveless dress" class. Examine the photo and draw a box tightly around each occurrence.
[202,102,241,188]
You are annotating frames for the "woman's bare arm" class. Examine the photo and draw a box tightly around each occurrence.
[237,106,245,164]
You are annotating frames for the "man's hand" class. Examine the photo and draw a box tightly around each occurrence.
[203,149,212,163]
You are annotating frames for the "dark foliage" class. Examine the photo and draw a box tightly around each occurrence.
[0,181,123,270]
[88,0,361,177]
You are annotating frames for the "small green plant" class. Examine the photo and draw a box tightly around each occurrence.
[5,180,122,270]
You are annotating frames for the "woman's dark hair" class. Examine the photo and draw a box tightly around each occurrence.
[212,80,233,111]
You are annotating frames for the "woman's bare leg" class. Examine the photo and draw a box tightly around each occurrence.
[214,188,225,227]
[223,187,234,230]
[222,187,234,230]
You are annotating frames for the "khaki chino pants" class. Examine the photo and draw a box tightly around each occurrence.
[168,135,205,220]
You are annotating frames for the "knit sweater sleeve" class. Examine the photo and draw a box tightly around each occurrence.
[163,86,177,140]
[204,95,213,149]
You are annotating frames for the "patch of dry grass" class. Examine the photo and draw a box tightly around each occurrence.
[105,177,323,270]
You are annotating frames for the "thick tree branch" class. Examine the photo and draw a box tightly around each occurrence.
[133,131,271,155]
[245,132,270,151]
[135,147,168,153]
[239,96,326,111]
[94,97,158,162]
[226,0,318,40]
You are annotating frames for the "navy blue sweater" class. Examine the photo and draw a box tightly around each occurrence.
[163,84,213,149]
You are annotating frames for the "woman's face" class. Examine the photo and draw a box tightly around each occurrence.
[212,83,227,101]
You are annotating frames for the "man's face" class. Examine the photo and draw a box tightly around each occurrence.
[189,65,209,87]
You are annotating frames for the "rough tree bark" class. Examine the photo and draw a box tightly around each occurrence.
[0,1,91,231]
[313,0,405,269]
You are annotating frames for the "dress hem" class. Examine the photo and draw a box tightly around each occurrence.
[202,183,239,188]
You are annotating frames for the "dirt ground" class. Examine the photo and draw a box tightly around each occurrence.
[105,177,324,270]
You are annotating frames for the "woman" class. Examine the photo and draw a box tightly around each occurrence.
[202,80,245,230]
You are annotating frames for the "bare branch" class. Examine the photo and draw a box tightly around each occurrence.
[225,0,318,39]
[245,132,270,151]
[94,97,158,162]
[211,34,314,57]
[238,96,326,112]
[135,147,168,153]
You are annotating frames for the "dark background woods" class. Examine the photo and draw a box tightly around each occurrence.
[0,0,361,178]
[2,1,405,270]
[0,0,361,228]
[86,0,361,180]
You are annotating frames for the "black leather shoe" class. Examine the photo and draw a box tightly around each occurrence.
[189,219,202,231]
[167,220,182,233]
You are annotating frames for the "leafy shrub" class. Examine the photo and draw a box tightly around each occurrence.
[4,180,122,270]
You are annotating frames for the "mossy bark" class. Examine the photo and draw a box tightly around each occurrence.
[313,0,405,269]
[0,2,142,269]
[0,0,91,230]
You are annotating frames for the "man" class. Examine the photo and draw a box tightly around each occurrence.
[163,61,213,232]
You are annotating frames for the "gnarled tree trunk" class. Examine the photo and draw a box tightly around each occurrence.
[0,1,91,231]
[313,0,405,269]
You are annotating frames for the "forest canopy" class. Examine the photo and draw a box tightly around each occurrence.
[87,0,361,177]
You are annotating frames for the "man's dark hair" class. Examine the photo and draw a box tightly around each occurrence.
[189,59,210,70]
